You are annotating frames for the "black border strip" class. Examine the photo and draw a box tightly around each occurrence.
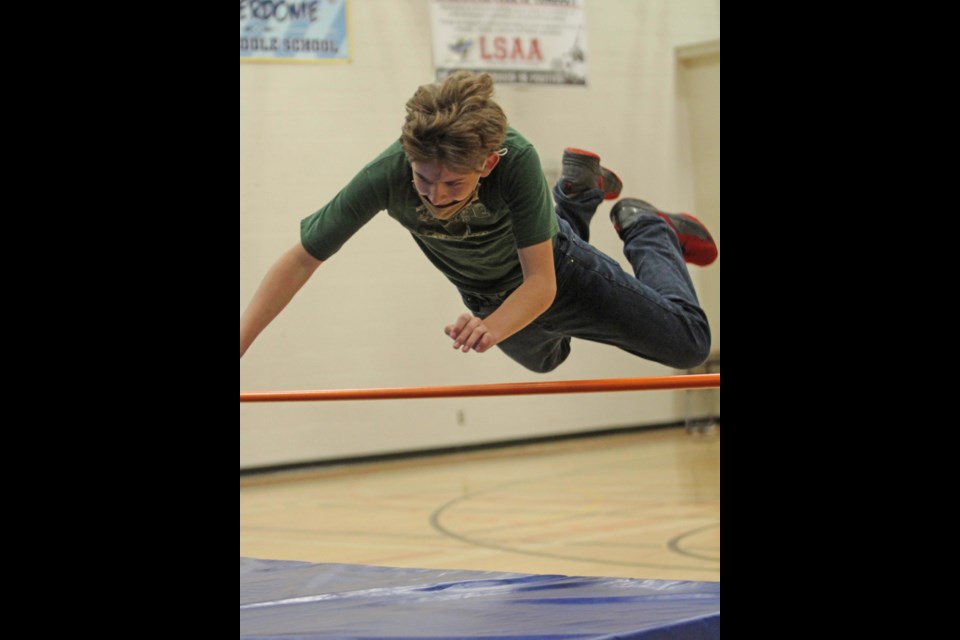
[239,419,719,479]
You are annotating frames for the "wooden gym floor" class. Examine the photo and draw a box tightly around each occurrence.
[239,427,720,582]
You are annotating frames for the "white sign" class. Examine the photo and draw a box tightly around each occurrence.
[431,0,588,85]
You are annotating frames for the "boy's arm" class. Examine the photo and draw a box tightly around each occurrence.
[240,242,323,358]
[445,239,556,353]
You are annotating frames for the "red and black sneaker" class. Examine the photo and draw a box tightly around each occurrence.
[560,148,623,200]
[611,198,718,267]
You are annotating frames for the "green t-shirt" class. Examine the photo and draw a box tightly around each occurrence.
[300,129,558,294]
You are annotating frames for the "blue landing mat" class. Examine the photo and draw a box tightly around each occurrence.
[240,558,720,640]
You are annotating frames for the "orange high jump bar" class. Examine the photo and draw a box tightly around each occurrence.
[240,374,720,404]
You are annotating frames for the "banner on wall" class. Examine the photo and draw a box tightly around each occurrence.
[430,0,588,86]
[240,0,349,62]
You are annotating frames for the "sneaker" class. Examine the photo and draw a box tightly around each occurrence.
[560,148,623,200]
[611,198,718,267]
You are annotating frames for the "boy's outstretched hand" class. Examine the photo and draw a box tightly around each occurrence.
[445,314,496,353]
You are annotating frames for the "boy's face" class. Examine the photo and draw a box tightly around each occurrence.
[411,153,500,207]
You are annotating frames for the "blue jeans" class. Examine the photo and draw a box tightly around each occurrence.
[459,186,712,373]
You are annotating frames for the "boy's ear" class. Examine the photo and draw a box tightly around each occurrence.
[480,152,501,177]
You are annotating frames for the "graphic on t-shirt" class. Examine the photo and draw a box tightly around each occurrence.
[415,201,494,240]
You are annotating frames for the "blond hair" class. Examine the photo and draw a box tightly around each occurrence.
[401,72,508,174]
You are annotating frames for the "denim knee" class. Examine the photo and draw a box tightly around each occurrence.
[498,338,571,374]
[521,356,566,375]
[666,318,713,370]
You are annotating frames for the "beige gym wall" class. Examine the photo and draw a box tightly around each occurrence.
[240,0,721,469]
